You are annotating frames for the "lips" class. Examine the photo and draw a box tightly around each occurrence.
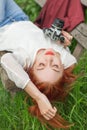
[45,51,55,55]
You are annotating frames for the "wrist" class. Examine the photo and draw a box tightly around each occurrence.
[24,80,43,101]
[35,93,45,102]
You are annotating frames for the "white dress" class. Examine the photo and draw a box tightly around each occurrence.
[0,21,77,89]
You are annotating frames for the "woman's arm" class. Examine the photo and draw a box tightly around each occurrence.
[1,53,57,120]
[1,53,29,88]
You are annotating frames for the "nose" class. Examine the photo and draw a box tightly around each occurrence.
[45,55,53,66]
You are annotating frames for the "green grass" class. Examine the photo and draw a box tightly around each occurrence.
[15,0,41,22]
[0,50,87,130]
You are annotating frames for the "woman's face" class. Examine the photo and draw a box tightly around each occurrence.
[32,48,64,83]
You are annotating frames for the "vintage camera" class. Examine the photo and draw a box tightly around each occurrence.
[43,18,65,43]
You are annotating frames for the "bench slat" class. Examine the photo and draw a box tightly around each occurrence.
[71,29,87,49]
[35,0,46,7]
[76,23,87,36]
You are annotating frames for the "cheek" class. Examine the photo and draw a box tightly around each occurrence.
[34,55,43,64]
[33,56,41,67]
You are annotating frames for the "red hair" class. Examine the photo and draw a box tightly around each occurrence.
[27,64,76,129]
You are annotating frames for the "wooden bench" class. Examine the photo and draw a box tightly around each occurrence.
[35,0,87,59]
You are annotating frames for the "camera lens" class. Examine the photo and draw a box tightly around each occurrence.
[59,36,65,43]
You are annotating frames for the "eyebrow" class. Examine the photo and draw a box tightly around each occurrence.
[52,69,60,72]
[37,68,60,73]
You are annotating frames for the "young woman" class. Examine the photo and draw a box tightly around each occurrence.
[0,0,77,129]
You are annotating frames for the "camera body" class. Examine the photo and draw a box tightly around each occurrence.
[43,18,65,43]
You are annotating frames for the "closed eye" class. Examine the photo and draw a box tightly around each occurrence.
[37,63,45,70]
[52,65,60,72]
[52,65,59,68]
[39,63,45,67]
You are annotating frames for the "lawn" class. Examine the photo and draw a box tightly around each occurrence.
[0,50,87,130]
[0,0,87,130]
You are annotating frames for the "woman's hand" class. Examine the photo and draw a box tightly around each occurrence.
[62,31,73,47]
[36,94,57,120]
[57,31,73,47]
[24,81,57,120]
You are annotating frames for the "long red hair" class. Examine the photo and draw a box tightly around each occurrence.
[27,65,76,129]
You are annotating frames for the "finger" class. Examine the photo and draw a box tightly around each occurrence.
[43,114,51,120]
[43,113,55,120]
[62,31,73,41]
[62,31,73,38]
[45,113,54,119]
[45,107,57,118]
[47,110,56,117]
[49,106,57,114]
[64,37,71,46]
[42,110,55,119]
[53,106,57,112]
[65,35,73,41]
[42,107,57,120]
[68,35,73,41]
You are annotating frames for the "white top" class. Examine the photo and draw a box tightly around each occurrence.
[0,21,77,89]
